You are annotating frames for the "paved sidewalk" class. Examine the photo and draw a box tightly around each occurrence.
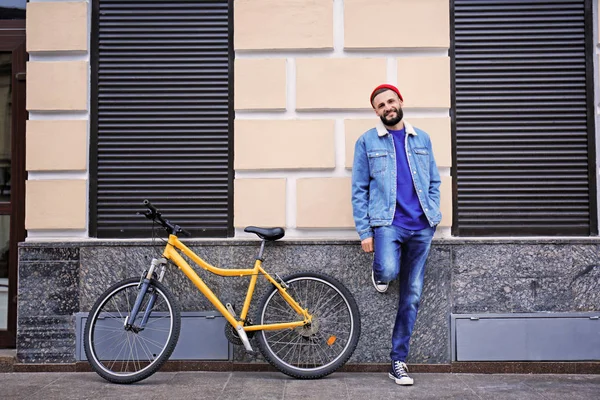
[1,371,599,400]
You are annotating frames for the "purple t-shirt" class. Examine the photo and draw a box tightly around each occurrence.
[389,128,429,230]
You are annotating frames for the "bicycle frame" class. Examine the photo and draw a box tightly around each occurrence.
[161,234,312,333]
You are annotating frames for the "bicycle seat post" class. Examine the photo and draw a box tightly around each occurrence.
[257,239,266,261]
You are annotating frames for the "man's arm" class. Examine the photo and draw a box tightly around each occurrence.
[351,136,373,242]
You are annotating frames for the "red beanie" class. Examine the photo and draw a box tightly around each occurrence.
[370,84,403,105]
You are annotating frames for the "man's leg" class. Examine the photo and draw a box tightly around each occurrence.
[389,226,435,362]
[372,226,401,284]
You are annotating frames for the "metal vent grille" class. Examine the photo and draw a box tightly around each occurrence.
[91,0,233,238]
[453,0,596,235]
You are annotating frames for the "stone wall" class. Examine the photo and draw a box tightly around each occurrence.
[17,239,600,364]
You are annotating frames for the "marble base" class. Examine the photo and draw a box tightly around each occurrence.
[17,239,600,364]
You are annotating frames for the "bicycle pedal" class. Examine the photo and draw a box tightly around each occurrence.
[245,350,259,358]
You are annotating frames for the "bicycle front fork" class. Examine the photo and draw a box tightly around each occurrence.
[124,258,167,331]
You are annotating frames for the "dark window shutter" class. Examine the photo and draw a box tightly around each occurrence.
[453,0,596,236]
[91,0,233,238]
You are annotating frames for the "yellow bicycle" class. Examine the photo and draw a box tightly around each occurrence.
[83,200,361,383]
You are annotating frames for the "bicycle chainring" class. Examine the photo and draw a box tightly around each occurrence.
[224,320,255,346]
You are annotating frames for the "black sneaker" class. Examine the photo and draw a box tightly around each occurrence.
[389,361,414,385]
[371,269,388,293]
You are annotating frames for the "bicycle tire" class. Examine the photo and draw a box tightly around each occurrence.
[84,277,181,384]
[255,271,361,379]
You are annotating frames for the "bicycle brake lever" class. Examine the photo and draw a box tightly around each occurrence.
[138,210,155,220]
[174,225,192,237]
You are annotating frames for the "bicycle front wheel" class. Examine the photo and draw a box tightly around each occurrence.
[83,277,181,384]
[255,271,361,379]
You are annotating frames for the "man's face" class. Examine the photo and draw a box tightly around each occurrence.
[372,90,403,126]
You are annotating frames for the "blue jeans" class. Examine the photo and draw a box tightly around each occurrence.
[373,225,435,362]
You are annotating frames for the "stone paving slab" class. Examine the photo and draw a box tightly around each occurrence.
[0,371,599,400]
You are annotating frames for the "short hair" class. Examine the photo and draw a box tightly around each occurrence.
[370,88,396,105]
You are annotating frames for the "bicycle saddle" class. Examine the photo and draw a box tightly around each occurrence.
[244,226,285,241]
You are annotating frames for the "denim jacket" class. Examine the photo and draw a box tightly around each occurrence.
[351,120,442,240]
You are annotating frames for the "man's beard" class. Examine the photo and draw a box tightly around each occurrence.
[380,107,403,127]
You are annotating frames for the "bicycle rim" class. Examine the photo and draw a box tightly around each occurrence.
[86,279,177,381]
[258,274,358,375]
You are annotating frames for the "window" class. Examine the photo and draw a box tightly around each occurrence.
[91,0,233,238]
[0,0,26,20]
[453,0,596,235]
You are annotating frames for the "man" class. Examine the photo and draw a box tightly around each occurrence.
[351,84,441,386]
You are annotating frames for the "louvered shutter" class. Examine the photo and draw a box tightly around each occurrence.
[91,0,233,238]
[453,0,596,235]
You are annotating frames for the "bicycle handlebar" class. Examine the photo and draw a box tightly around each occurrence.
[141,200,192,237]
[143,199,158,215]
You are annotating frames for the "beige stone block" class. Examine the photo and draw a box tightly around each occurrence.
[235,0,333,50]
[440,176,452,227]
[397,57,450,108]
[344,118,379,168]
[345,0,449,49]
[26,180,87,230]
[297,58,386,109]
[235,59,286,110]
[235,120,335,170]
[234,179,286,227]
[26,120,88,171]
[409,118,451,168]
[27,2,88,52]
[296,178,354,228]
[27,61,88,111]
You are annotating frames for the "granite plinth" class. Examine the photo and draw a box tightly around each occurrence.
[16,238,600,364]
[452,243,600,313]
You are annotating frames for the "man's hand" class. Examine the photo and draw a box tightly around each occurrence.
[361,237,374,253]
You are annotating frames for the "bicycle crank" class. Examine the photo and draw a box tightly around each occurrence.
[224,303,255,345]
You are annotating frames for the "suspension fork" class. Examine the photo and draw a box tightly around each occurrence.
[124,258,167,331]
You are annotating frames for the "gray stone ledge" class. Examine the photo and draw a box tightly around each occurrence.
[19,236,600,248]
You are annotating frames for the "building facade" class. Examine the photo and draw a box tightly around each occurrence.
[2,0,599,369]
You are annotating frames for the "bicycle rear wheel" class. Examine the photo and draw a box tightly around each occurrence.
[83,277,181,384]
[255,271,361,379]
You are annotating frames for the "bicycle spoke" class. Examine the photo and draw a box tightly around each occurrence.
[264,328,296,344]
[136,333,170,350]
[125,288,132,318]
[94,332,125,361]
[279,333,304,362]
[137,333,158,361]
[92,330,127,349]
[131,335,141,372]
[94,311,125,322]
[315,296,346,317]
[124,333,135,372]
[309,291,342,317]
[108,335,129,369]
[109,296,125,319]
[264,302,295,317]
[141,326,172,334]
